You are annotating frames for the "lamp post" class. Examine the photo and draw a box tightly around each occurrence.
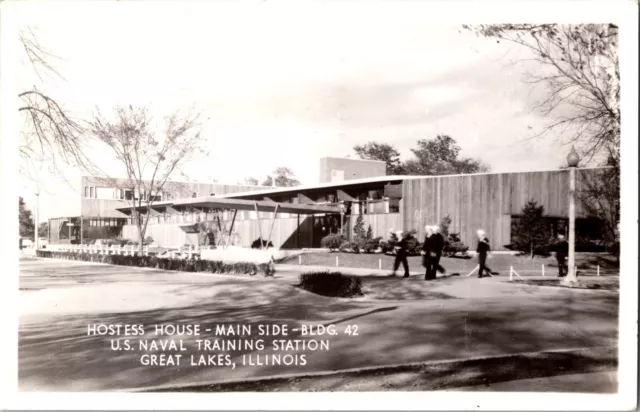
[338,201,345,235]
[34,188,40,251]
[565,146,580,283]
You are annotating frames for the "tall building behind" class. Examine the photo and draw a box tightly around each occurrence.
[319,156,386,183]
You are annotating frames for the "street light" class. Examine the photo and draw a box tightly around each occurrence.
[338,200,346,235]
[565,147,579,283]
[34,187,40,251]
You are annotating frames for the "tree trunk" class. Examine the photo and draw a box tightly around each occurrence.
[530,243,534,259]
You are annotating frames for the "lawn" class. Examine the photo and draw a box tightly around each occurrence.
[282,251,619,276]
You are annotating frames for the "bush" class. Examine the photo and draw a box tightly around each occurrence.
[320,234,347,252]
[380,230,422,256]
[298,271,363,298]
[442,232,470,257]
[251,238,274,249]
[338,241,351,252]
[354,237,382,254]
[36,250,275,277]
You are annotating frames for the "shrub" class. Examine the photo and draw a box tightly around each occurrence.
[320,234,346,252]
[443,232,470,257]
[380,230,422,256]
[298,271,363,298]
[144,236,154,245]
[338,241,351,252]
[251,238,274,249]
[36,250,275,277]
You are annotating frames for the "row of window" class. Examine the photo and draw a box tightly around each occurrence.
[85,218,128,227]
[84,186,217,201]
[84,186,171,202]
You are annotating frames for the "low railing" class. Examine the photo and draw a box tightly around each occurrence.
[44,243,205,260]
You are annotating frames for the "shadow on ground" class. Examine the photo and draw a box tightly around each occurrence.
[19,259,619,392]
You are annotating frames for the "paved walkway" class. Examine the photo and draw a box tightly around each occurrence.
[19,258,618,392]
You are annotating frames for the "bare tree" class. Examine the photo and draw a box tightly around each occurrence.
[18,27,93,182]
[89,106,206,254]
[463,24,619,165]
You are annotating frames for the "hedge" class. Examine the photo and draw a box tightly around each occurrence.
[298,271,363,298]
[36,250,276,277]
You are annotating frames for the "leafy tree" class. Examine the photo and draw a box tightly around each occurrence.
[511,199,550,258]
[38,221,49,238]
[244,177,259,186]
[261,167,300,187]
[404,135,490,175]
[89,105,205,254]
[19,197,35,240]
[464,24,619,166]
[353,142,405,175]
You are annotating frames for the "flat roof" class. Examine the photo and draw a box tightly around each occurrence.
[115,196,341,215]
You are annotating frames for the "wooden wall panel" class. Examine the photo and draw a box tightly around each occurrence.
[399,168,609,251]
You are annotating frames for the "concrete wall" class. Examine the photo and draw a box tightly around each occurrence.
[319,157,386,183]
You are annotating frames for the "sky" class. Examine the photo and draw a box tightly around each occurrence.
[10,1,583,219]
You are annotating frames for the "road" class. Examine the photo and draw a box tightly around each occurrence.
[19,257,619,392]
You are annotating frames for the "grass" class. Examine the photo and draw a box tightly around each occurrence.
[282,252,619,276]
[512,278,619,291]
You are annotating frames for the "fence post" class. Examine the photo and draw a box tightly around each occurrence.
[379,258,382,270]
[298,255,302,265]
[509,266,513,281]
[542,264,545,277]
[336,255,339,267]
[597,265,600,277]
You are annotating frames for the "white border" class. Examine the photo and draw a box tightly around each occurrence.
[1,0,637,410]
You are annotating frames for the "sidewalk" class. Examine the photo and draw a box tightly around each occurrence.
[276,263,456,277]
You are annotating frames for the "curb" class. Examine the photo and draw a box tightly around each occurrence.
[126,345,616,393]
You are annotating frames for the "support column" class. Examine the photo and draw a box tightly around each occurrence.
[225,209,238,249]
[266,205,279,249]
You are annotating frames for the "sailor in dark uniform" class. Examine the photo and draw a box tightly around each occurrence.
[476,229,492,278]
[554,234,569,277]
[424,225,445,280]
[391,230,410,278]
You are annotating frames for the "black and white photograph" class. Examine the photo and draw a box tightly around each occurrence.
[0,0,637,410]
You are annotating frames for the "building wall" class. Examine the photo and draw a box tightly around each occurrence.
[122,215,316,249]
[402,169,604,250]
[319,157,386,183]
[79,176,261,218]
[102,168,613,251]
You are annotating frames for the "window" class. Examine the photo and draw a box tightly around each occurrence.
[124,190,133,200]
[89,187,95,198]
[149,195,161,202]
[210,193,216,196]
[84,186,89,198]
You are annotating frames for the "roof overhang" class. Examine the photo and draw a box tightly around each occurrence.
[115,197,341,215]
